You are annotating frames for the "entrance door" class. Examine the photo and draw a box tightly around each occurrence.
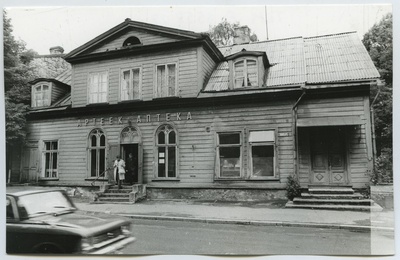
[21,147,38,183]
[121,144,139,183]
[310,127,347,185]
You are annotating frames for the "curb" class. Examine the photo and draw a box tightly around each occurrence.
[116,213,395,232]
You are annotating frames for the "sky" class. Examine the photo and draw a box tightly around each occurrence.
[5,4,393,55]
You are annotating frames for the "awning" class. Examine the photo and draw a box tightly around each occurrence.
[297,116,365,127]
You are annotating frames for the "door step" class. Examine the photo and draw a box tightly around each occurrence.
[92,184,147,204]
[285,187,382,212]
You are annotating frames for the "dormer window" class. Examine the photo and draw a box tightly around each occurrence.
[234,58,258,88]
[32,84,51,107]
[226,50,270,90]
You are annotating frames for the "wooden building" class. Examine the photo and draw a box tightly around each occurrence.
[14,19,380,201]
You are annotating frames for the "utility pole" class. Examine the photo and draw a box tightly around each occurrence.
[265,6,269,40]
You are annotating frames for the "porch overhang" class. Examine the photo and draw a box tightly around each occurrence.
[297,116,364,127]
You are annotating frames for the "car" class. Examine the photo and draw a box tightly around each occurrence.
[6,189,135,254]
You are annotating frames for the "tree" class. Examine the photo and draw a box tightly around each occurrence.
[208,18,258,47]
[362,13,392,183]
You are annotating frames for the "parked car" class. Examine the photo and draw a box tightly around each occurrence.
[6,189,135,254]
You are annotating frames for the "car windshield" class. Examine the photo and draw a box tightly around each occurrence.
[17,191,76,218]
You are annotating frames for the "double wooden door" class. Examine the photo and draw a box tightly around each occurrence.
[310,127,347,185]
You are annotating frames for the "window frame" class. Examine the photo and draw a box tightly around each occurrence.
[233,58,259,88]
[154,124,179,179]
[215,131,243,179]
[31,83,52,107]
[40,140,59,180]
[248,129,278,180]
[87,129,107,179]
[154,62,178,98]
[87,71,109,104]
[119,67,142,102]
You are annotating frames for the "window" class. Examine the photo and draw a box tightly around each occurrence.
[156,125,177,178]
[42,141,58,178]
[32,84,51,107]
[156,64,177,98]
[249,130,275,178]
[121,68,141,101]
[217,133,241,178]
[123,36,141,47]
[88,129,106,177]
[88,72,108,104]
[234,59,258,88]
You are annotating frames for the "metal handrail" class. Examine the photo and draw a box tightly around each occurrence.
[91,167,111,186]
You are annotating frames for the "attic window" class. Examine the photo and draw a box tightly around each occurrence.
[32,83,51,107]
[123,36,141,47]
[234,58,258,88]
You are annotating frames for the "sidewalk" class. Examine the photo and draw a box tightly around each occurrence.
[74,199,395,231]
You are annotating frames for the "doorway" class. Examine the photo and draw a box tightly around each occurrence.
[121,144,139,183]
[310,127,347,185]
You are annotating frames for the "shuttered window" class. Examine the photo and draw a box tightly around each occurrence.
[121,68,141,101]
[156,64,177,98]
[88,72,108,104]
[32,84,51,107]
[234,58,258,88]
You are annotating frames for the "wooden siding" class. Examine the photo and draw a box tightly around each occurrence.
[297,95,372,188]
[72,48,199,107]
[87,29,184,55]
[25,100,296,188]
[51,83,68,105]
[200,48,217,91]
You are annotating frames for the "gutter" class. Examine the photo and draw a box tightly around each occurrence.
[292,88,306,182]
[369,80,382,173]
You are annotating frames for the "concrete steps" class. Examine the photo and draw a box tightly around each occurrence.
[286,186,382,211]
[92,184,147,204]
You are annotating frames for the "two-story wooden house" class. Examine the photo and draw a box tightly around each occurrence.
[14,18,380,203]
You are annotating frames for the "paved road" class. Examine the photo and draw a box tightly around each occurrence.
[124,219,394,255]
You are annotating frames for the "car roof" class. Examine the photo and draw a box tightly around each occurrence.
[6,189,65,197]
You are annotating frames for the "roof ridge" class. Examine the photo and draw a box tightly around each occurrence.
[304,31,357,39]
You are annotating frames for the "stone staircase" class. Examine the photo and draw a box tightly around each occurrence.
[92,184,147,204]
[285,186,383,211]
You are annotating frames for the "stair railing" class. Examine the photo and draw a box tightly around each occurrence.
[91,167,112,186]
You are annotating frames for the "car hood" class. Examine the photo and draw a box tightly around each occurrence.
[30,210,130,236]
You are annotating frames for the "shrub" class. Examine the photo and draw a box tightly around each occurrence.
[286,175,301,201]
[371,148,393,185]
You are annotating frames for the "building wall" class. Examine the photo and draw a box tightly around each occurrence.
[72,48,200,107]
[297,95,372,189]
[26,99,296,189]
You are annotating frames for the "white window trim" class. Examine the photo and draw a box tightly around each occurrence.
[154,63,178,98]
[215,131,243,179]
[31,83,52,107]
[248,129,278,180]
[119,67,142,101]
[41,140,59,179]
[87,71,109,104]
[233,58,259,88]
[87,129,107,178]
[154,124,179,179]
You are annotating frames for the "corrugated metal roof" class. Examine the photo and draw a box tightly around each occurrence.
[304,32,380,83]
[204,32,379,92]
[55,69,72,86]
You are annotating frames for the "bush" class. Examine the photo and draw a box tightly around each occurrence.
[286,175,301,201]
[371,148,393,185]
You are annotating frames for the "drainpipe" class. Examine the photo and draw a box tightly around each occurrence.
[369,80,382,175]
[292,88,306,181]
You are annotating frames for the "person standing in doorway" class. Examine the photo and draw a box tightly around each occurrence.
[126,153,135,185]
[113,155,126,189]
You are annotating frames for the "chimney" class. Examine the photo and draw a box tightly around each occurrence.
[49,46,64,54]
[233,26,251,45]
